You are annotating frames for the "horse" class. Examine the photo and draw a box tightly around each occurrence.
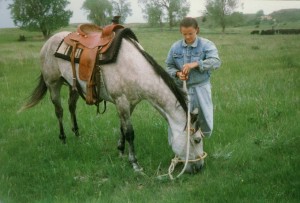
[19,31,206,174]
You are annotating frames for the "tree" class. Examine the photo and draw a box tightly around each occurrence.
[140,1,164,27]
[138,0,190,28]
[82,0,113,26]
[227,11,244,27]
[254,10,264,27]
[205,0,239,33]
[8,0,72,39]
[256,9,264,18]
[111,0,132,24]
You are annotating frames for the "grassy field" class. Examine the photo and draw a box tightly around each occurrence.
[0,26,299,203]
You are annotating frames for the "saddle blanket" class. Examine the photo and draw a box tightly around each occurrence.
[55,41,82,63]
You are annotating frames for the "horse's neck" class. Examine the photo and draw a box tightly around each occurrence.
[144,64,186,131]
[148,85,186,133]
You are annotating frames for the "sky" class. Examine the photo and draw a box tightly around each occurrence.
[1,0,300,28]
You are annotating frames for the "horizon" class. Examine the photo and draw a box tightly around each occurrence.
[1,0,300,28]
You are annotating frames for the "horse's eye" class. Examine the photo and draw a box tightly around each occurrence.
[194,137,201,144]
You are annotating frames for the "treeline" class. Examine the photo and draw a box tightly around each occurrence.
[7,0,300,39]
[8,0,191,38]
[202,8,300,28]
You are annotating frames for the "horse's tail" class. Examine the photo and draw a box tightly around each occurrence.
[18,74,48,113]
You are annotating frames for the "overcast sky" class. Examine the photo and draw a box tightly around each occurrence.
[1,0,300,28]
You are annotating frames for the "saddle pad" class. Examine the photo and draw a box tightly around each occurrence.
[54,28,139,65]
[54,40,82,63]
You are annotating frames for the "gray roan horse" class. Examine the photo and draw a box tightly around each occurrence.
[19,31,205,173]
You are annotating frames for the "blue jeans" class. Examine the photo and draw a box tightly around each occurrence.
[188,82,213,137]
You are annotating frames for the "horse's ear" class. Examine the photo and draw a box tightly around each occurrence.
[190,113,198,124]
[190,108,198,124]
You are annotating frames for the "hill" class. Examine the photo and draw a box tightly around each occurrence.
[270,9,300,23]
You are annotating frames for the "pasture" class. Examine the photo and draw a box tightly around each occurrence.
[0,26,299,202]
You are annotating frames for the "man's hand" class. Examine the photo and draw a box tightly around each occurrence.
[176,71,188,80]
[182,62,199,75]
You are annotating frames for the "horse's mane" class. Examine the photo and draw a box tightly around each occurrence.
[128,38,188,114]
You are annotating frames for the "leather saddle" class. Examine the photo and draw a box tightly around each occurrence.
[63,23,124,105]
[65,23,124,51]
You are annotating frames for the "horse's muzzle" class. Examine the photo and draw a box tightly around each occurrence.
[185,159,204,174]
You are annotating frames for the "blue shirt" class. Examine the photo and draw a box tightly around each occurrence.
[166,37,221,87]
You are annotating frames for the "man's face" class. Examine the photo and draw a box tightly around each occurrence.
[180,26,198,45]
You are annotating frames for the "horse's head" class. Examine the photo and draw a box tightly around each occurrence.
[169,112,206,174]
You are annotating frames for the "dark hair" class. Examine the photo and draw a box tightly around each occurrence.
[180,17,199,33]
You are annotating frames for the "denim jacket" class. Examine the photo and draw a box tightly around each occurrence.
[166,37,221,87]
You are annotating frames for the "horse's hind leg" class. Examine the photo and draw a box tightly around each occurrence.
[68,87,79,137]
[48,80,66,143]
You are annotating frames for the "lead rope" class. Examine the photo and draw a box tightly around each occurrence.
[167,80,191,180]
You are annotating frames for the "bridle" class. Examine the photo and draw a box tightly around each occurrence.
[167,128,207,180]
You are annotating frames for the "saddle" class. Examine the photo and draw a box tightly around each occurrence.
[64,22,124,105]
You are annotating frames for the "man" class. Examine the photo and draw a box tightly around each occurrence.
[166,17,221,137]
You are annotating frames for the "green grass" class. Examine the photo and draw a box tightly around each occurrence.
[0,27,299,203]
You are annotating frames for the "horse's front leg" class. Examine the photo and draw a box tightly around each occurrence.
[121,122,141,171]
[117,126,126,156]
[115,98,142,172]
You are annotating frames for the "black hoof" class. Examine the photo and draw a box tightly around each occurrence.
[59,135,66,144]
[72,128,80,137]
[118,149,125,157]
[117,144,125,153]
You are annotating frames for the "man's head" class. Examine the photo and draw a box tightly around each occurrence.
[180,17,199,45]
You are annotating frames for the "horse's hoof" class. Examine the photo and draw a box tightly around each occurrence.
[117,145,125,153]
[119,152,126,158]
[72,128,79,137]
[132,163,143,172]
[59,135,66,144]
